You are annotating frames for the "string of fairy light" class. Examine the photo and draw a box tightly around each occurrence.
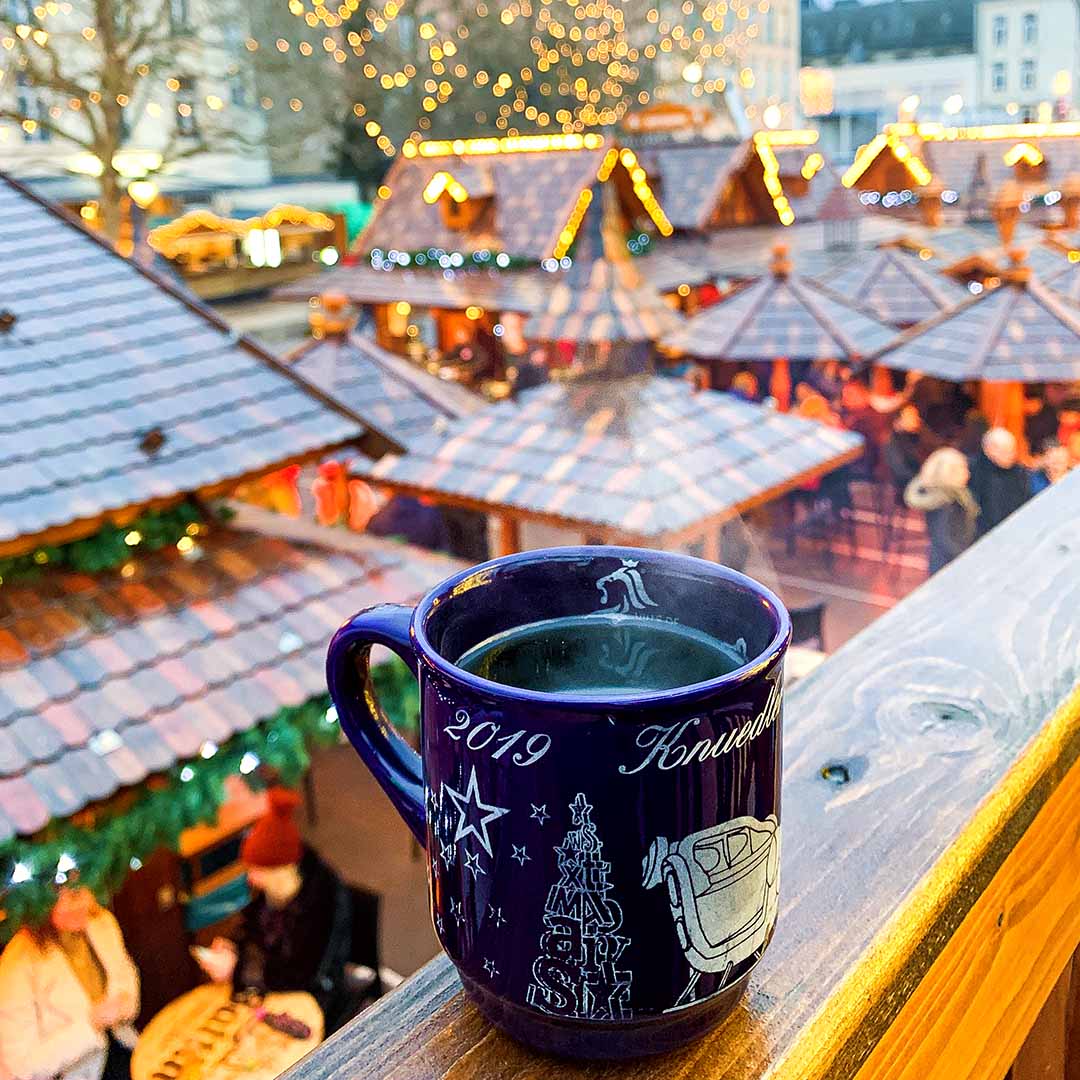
[273,0,783,159]
[1,0,785,161]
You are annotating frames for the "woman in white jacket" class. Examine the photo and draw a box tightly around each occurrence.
[0,886,139,1080]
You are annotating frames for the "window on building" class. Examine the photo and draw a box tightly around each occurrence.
[15,74,49,143]
[230,72,248,108]
[1021,57,1036,90]
[175,76,198,136]
[1023,12,1037,44]
[993,14,1007,47]
[170,0,190,30]
[992,61,1006,92]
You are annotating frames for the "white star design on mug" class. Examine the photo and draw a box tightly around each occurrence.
[511,844,531,866]
[443,766,510,857]
[530,803,550,825]
[464,850,486,878]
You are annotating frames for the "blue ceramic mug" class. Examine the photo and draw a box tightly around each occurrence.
[326,546,789,1058]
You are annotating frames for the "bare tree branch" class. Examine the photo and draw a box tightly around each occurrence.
[0,106,94,150]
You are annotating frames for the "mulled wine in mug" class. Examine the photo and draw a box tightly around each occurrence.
[326,546,788,1058]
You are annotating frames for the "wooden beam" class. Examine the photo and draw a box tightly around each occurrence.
[980,380,1028,456]
[850,730,1080,1080]
[281,469,1080,1080]
[493,514,521,557]
[1010,957,1075,1080]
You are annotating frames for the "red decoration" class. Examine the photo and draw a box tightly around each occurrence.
[266,465,301,517]
[312,461,347,526]
[348,479,379,531]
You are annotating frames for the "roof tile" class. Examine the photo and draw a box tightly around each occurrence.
[0,174,363,547]
[0,528,460,836]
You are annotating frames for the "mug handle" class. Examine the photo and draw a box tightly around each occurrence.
[326,605,426,846]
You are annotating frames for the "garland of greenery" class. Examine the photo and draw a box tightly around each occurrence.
[0,659,418,938]
[0,501,206,582]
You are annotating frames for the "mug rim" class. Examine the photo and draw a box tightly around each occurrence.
[410,545,792,711]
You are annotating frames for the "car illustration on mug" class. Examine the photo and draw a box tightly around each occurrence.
[643,813,780,1008]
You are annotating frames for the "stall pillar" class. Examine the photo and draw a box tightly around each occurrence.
[871,365,894,396]
[494,514,521,557]
[980,380,1027,454]
[770,357,792,412]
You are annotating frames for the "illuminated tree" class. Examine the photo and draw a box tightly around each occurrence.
[0,0,256,242]
[271,0,784,171]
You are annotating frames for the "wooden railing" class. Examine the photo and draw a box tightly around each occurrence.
[285,470,1080,1080]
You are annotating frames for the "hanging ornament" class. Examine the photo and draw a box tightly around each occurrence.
[267,464,302,517]
[312,461,347,526]
[348,478,379,531]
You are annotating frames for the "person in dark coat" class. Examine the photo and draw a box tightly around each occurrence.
[1029,443,1071,495]
[904,448,979,574]
[366,493,451,551]
[195,789,357,1033]
[883,405,929,498]
[839,380,891,480]
[967,428,1031,537]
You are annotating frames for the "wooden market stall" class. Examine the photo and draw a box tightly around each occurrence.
[287,298,485,451]
[0,172,457,1030]
[148,204,341,300]
[840,120,1080,222]
[274,263,547,379]
[523,255,684,376]
[278,136,679,388]
[871,250,1080,450]
[520,186,686,376]
[352,374,863,559]
[279,465,1080,1080]
[632,249,718,312]
[662,245,896,408]
[637,130,836,232]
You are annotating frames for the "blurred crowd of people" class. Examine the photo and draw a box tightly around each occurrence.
[728,361,1079,575]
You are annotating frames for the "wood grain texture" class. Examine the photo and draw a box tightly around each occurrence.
[285,472,1080,1080]
[849,739,1080,1080]
[1010,958,1073,1080]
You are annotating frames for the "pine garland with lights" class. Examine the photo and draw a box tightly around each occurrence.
[0,501,208,583]
[0,664,417,938]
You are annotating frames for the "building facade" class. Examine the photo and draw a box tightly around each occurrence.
[800,0,977,161]
[801,0,1080,162]
[975,0,1080,119]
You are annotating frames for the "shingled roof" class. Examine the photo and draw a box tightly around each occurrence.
[638,137,835,232]
[821,247,969,327]
[525,257,685,345]
[0,174,365,555]
[872,255,1080,381]
[641,142,746,231]
[663,248,896,359]
[356,375,863,541]
[287,331,484,449]
[844,124,1080,205]
[357,144,607,261]
[0,527,459,840]
[1047,261,1080,302]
